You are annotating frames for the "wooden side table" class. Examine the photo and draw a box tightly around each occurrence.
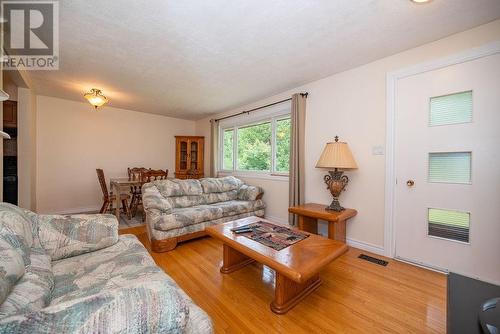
[288,203,357,243]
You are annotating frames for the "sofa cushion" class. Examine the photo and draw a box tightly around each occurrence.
[0,238,25,305]
[200,176,243,193]
[151,210,265,240]
[203,190,238,205]
[142,183,173,214]
[210,200,266,217]
[0,280,190,334]
[154,204,225,232]
[167,195,206,209]
[154,179,203,197]
[0,249,54,317]
[50,235,169,304]
[237,184,263,201]
[38,214,119,261]
[0,203,34,266]
[171,205,224,228]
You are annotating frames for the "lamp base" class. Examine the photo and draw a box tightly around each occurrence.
[323,169,349,212]
[326,198,345,212]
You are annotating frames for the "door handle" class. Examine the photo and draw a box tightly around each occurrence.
[406,180,415,187]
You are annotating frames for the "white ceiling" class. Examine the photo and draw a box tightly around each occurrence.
[23,0,500,120]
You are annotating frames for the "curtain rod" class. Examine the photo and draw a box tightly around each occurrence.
[213,92,308,122]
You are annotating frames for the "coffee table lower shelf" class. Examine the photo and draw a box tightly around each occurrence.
[220,244,322,314]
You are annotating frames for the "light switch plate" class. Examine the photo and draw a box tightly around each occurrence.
[372,145,385,155]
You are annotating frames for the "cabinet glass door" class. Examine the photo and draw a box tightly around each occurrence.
[179,140,188,171]
[190,140,198,171]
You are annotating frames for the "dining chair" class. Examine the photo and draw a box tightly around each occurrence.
[140,169,169,183]
[139,169,169,221]
[96,168,131,220]
[127,167,149,217]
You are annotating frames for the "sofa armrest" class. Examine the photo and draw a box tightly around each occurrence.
[237,184,264,201]
[38,214,118,261]
[142,184,178,233]
[142,182,173,214]
[0,281,192,333]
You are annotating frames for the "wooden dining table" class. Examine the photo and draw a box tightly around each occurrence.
[109,178,142,220]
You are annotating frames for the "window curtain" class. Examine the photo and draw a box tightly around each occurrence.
[210,119,219,177]
[289,93,307,226]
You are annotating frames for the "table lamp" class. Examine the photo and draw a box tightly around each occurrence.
[315,136,358,211]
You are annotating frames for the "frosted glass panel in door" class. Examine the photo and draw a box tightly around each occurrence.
[428,208,470,243]
[429,91,472,126]
[428,152,471,184]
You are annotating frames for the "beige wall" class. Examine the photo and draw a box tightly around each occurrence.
[18,88,37,210]
[0,61,3,201]
[2,74,18,101]
[195,20,500,249]
[36,96,196,214]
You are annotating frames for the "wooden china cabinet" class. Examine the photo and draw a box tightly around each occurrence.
[174,136,204,179]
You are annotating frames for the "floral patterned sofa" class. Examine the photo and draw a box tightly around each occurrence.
[143,176,265,252]
[0,203,212,333]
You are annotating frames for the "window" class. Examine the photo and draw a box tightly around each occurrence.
[237,122,272,171]
[276,118,291,172]
[223,129,234,170]
[428,208,470,243]
[220,115,291,175]
[428,152,471,184]
[429,91,472,126]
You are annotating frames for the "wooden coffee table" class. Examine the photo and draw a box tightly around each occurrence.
[206,216,348,314]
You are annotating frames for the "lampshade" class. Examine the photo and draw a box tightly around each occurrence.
[84,88,108,109]
[316,138,358,170]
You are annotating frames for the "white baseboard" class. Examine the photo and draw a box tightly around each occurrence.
[346,238,385,257]
[48,206,100,215]
[264,215,288,225]
[265,215,387,257]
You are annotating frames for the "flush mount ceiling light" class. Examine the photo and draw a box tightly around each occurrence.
[0,131,11,139]
[0,90,11,138]
[83,88,108,110]
[0,89,10,102]
[411,0,432,3]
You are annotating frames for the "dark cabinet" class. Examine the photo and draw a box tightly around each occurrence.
[3,100,17,128]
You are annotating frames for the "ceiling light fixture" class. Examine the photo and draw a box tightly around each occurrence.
[0,89,10,102]
[0,131,11,139]
[83,88,108,110]
[411,0,432,3]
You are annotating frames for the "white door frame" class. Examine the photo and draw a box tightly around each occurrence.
[384,41,500,258]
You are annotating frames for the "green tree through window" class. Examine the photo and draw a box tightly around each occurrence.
[221,116,290,174]
[276,118,291,172]
[237,122,272,171]
[223,129,233,170]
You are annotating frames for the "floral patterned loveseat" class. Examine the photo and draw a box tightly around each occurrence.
[0,203,212,333]
[143,176,265,252]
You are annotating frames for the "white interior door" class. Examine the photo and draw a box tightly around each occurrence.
[394,53,500,284]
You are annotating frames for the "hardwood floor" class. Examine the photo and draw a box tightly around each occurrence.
[120,226,446,333]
